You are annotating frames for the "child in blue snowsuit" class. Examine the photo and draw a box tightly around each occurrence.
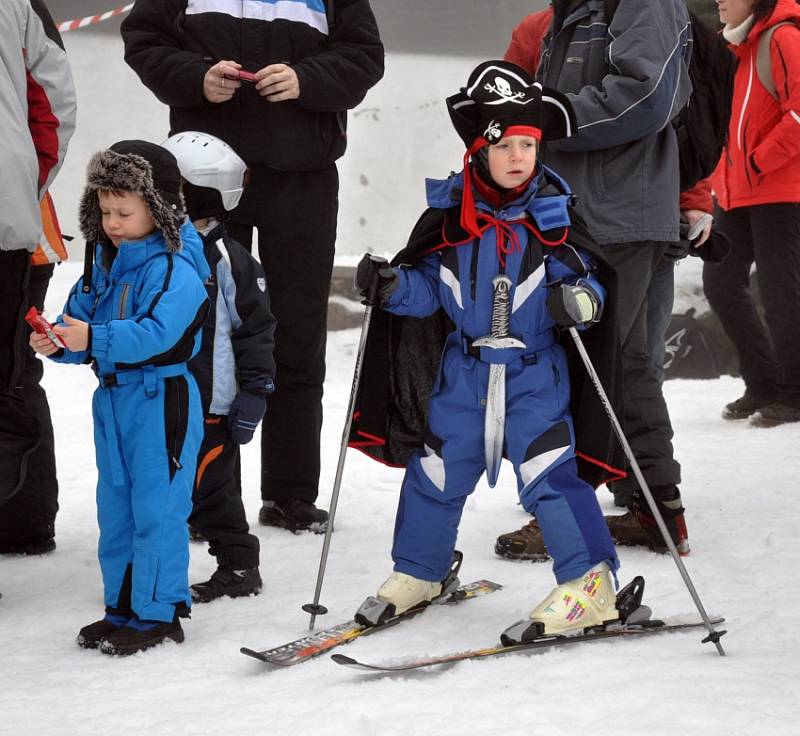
[30,141,209,655]
[354,61,620,642]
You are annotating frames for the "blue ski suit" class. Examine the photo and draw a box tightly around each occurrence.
[52,221,209,621]
[383,167,618,585]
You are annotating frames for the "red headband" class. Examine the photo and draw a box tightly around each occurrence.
[460,124,542,239]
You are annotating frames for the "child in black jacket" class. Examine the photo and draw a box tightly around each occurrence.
[163,132,277,602]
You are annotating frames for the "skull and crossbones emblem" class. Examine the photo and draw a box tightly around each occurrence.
[484,75,528,105]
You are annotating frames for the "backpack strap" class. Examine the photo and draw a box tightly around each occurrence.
[604,0,620,25]
[325,0,335,34]
[756,22,795,100]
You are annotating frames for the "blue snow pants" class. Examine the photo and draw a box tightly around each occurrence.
[92,365,203,622]
[392,336,619,585]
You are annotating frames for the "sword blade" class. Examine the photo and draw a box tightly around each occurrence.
[484,363,506,488]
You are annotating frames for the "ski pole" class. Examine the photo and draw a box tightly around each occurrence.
[302,256,387,630]
[568,327,726,656]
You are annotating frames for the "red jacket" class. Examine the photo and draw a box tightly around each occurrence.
[712,0,800,209]
[504,5,713,214]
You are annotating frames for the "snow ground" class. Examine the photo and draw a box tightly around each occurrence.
[3,24,799,736]
[2,262,799,736]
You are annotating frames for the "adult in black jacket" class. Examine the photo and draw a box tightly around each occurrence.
[121,0,384,531]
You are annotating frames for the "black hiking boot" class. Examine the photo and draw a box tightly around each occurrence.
[76,611,131,649]
[99,613,185,656]
[722,392,772,420]
[191,566,262,603]
[749,402,800,428]
[494,519,550,561]
[258,499,328,533]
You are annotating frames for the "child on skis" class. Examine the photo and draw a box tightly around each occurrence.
[161,131,277,603]
[353,61,620,643]
[30,141,209,655]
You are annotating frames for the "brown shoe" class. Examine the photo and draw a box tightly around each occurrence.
[494,519,550,561]
[606,504,690,556]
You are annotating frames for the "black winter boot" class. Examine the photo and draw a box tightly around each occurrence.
[0,536,55,555]
[258,499,328,533]
[722,392,772,420]
[76,611,131,649]
[191,566,262,603]
[749,402,800,428]
[99,612,185,656]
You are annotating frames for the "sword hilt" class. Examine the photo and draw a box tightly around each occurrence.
[489,275,512,338]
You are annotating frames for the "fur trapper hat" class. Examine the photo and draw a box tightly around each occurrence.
[79,140,185,252]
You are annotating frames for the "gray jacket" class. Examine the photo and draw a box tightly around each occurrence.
[539,0,692,245]
[0,0,76,253]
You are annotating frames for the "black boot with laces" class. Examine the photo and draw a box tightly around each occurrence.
[191,566,262,603]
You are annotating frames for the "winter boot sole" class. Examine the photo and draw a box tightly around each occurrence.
[99,627,185,656]
[191,582,263,604]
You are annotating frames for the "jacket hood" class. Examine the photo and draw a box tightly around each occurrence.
[176,220,211,282]
[425,164,572,233]
[94,219,210,284]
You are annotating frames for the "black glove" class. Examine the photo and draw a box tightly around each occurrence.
[355,254,398,303]
[227,390,267,444]
[547,283,600,327]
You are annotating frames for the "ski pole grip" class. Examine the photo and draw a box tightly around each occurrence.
[363,254,389,307]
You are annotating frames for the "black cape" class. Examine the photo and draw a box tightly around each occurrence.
[348,204,626,489]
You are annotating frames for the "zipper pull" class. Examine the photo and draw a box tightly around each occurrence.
[172,455,183,470]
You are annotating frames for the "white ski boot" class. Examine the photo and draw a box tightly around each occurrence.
[355,572,441,627]
[355,552,464,627]
[501,562,618,644]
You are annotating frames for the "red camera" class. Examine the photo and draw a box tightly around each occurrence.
[25,307,66,349]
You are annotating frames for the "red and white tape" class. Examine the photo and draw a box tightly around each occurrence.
[57,3,133,33]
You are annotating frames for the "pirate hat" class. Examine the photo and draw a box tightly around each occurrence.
[79,140,185,252]
[447,60,576,147]
[446,61,576,241]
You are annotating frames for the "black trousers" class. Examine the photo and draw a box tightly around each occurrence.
[228,165,338,505]
[190,417,259,570]
[0,259,58,539]
[601,242,682,502]
[703,203,800,407]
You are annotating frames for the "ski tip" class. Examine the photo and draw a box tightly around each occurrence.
[331,654,358,666]
[240,647,268,662]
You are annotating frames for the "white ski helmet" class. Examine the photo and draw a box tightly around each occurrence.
[161,131,247,212]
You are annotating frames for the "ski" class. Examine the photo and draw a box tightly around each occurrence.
[330,616,726,672]
[240,579,502,667]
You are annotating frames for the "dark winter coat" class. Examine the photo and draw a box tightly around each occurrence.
[349,166,626,490]
[120,0,384,172]
[190,221,277,415]
[538,0,692,245]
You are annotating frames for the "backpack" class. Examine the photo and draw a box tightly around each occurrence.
[604,1,736,192]
[756,20,800,99]
[663,307,740,380]
[663,308,720,380]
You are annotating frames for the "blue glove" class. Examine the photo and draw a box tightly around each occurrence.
[227,391,267,444]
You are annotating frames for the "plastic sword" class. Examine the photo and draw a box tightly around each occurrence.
[472,275,526,487]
